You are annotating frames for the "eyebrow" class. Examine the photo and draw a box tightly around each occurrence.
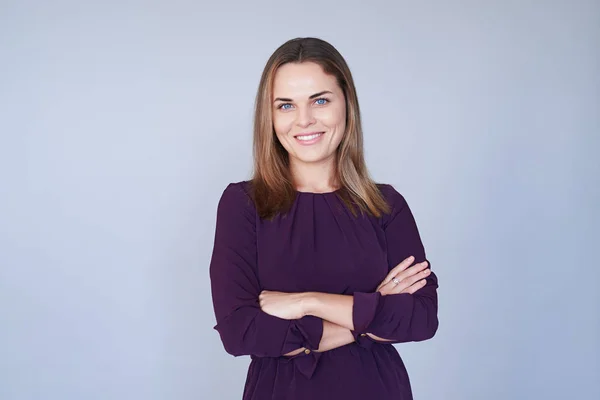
[273,90,333,103]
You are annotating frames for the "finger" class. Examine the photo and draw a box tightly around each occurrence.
[401,278,428,294]
[379,256,415,287]
[380,260,427,291]
[378,276,409,295]
[378,282,395,295]
[258,291,270,303]
[383,267,430,295]
[395,261,429,283]
[401,267,431,289]
[377,276,397,294]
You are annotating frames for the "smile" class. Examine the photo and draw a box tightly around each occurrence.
[294,132,324,145]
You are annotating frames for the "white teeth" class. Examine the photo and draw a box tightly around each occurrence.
[296,132,323,141]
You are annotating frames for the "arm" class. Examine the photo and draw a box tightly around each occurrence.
[316,320,356,352]
[352,186,439,343]
[302,187,438,343]
[209,183,323,357]
[304,292,355,331]
[258,289,359,353]
[286,320,357,355]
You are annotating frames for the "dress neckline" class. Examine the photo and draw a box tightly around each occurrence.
[295,188,342,195]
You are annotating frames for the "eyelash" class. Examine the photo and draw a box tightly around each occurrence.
[277,97,330,110]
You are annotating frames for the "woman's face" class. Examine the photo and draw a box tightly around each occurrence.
[272,62,346,167]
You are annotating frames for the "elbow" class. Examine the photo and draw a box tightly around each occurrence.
[411,293,439,341]
[215,320,271,357]
[221,337,246,357]
[217,330,246,357]
[213,309,275,358]
[214,322,252,357]
[413,316,439,342]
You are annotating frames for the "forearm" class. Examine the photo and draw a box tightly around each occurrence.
[366,333,393,342]
[316,320,355,352]
[284,347,306,356]
[285,319,356,355]
[352,287,439,343]
[301,290,438,344]
[215,304,325,357]
[304,292,355,331]
[302,294,406,343]
[301,294,394,346]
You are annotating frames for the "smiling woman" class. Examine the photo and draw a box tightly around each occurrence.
[208,37,439,400]
[272,63,346,162]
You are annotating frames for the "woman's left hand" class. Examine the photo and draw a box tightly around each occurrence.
[259,290,308,320]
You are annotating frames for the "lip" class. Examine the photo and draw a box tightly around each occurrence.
[294,131,325,146]
[294,131,323,137]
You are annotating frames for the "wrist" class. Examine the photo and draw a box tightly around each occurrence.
[301,292,320,317]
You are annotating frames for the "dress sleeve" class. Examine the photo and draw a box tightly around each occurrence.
[351,185,439,343]
[209,182,324,357]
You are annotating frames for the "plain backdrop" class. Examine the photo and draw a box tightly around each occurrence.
[1,1,599,399]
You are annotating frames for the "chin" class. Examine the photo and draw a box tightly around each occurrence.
[292,151,335,165]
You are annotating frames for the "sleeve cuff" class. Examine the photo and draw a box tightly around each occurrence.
[282,315,324,354]
[352,291,382,334]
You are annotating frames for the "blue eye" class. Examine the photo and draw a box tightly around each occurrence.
[277,98,329,110]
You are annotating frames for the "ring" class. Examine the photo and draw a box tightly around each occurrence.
[392,277,400,285]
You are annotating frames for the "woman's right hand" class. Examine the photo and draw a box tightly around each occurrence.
[375,256,430,296]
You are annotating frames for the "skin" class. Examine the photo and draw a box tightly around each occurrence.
[272,61,346,192]
[261,62,429,355]
[260,256,430,354]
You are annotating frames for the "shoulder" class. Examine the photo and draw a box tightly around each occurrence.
[221,180,253,199]
[218,180,256,215]
[375,183,411,227]
[376,182,408,210]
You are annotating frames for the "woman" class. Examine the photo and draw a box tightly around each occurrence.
[209,37,439,400]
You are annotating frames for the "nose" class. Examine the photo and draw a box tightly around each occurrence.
[296,106,316,128]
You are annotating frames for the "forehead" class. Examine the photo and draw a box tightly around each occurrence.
[272,62,338,96]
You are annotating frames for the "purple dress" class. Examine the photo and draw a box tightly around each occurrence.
[209,180,439,400]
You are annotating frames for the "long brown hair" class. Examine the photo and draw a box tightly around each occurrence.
[250,37,391,220]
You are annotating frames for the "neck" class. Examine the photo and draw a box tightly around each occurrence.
[289,156,339,192]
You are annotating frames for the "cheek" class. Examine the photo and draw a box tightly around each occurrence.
[273,114,294,137]
[320,107,346,131]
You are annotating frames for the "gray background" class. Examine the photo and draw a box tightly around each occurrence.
[1,0,599,399]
